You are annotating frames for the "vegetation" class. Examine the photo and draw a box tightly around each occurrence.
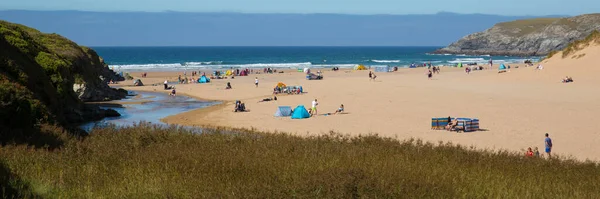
[496,18,560,36]
[561,30,600,58]
[1,124,599,198]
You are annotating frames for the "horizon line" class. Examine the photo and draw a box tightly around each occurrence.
[0,9,574,17]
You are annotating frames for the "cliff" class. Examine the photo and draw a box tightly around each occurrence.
[433,14,600,56]
[0,20,125,143]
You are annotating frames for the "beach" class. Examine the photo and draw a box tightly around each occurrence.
[121,47,600,162]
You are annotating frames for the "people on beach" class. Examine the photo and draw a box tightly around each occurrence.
[369,71,373,80]
[310,99,318,116]
[427,69,433,80]
[164,80,168,90]
[535,64,544,70]
[255,77,259,88]
[170,88,176,97]
[489,58,493,69]
[226,82,232,89]
[534,147,540,157]
[526,147,534,157]
[446,117,458,131]
[562,76,573,83]
[545,133,553,158]
[234,100,246,112]
[258,96,277,103]
[334,104,344,114]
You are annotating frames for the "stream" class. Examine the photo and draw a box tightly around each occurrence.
[80,91,219,132]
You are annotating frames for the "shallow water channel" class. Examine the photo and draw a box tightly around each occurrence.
[80,91,219,131]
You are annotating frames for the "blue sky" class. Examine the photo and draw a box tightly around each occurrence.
[1,0,598,15]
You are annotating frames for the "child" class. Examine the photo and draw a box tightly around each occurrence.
[534,147,540,157]
[526,147,534,157]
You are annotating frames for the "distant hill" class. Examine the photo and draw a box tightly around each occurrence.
[434,14,600,56]
[0,10,559,46]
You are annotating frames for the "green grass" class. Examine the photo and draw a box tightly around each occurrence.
[1,124,599,198]
[496,18,561,37]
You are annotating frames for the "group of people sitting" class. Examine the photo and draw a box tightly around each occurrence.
[525,147,541,158]
[562,76,574,83]
[273,86,302,95]
[234,100,246,112]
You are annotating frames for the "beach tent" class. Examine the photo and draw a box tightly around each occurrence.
[457,63,463,68]
[291,105,310,119]
[354,65,367,70]
[276,82,286,88]
[499,64,507,70]
[373,65,390,72]
[409,63,416,68]
[225,70,233,76]
[198,75,210,83]
[274,106,293,117]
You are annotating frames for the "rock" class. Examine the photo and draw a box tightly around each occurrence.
[434,14,600,56]
[103,109,121,117]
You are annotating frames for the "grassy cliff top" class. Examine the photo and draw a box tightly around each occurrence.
[493,14,600,37]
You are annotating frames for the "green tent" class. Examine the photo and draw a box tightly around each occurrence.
[457,63,463,68]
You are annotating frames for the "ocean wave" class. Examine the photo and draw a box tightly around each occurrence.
[447,58,486,63]
[425,53,452,56]
[112,63,184,69]
[371,59,401,63]
[184,61,224,65]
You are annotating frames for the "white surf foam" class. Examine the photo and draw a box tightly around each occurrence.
[371,60,401,63]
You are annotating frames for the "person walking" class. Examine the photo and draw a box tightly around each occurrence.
[255,77,259,88]
[545,133,553,158]
[311,99,319,116]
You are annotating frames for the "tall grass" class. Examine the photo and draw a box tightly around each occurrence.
[1,123,599,198]
[561,30,600,58]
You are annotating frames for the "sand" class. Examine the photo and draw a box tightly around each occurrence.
[121,46,600,162]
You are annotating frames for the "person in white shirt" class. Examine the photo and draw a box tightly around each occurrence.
[255,77,259,88]
[311,99,318,116]
[164,80,168,90]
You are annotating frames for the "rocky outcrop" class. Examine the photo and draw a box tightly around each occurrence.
[0,20,126,137]
[434,14,600,56]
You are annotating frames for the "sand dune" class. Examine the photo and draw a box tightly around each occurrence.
[123,44,600,161]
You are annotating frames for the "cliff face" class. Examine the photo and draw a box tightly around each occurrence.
[0,20,125,141]
[434,14,600,56]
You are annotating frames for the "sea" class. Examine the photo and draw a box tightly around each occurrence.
[92,47,540,71]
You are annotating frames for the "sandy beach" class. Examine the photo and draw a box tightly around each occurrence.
[121,45,600,161]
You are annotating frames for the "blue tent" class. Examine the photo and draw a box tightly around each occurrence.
[274,106,293,117]
[198,75,210,83]
[291,105,310,119]
[499,64,507,70]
